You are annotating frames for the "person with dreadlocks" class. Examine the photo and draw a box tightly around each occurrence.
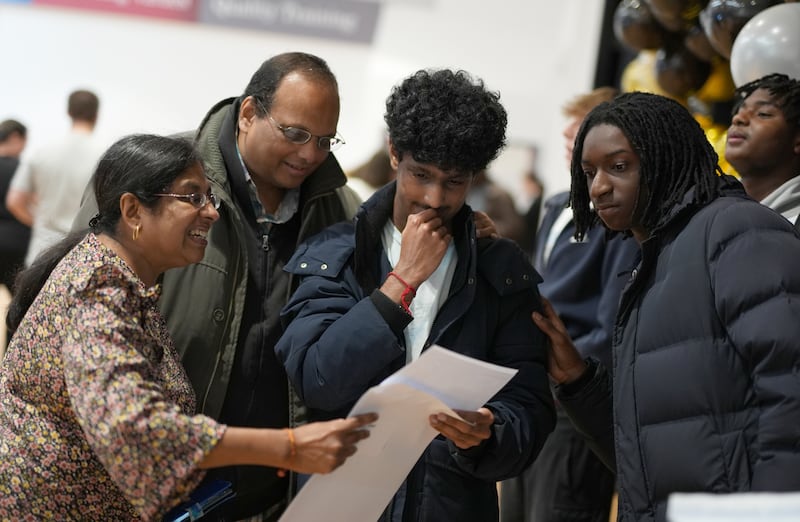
[532,91,800,522]
[725,73,800,229]
[500,87,637,522]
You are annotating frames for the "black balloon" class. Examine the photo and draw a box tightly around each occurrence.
[684,23,718,61]
[655,44,712,97]
[614,0,668,50]
[644,0,684,30]
[644,0,709,31]
[699,0,782,59]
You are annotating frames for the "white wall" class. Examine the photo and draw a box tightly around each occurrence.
[0,1,604,203]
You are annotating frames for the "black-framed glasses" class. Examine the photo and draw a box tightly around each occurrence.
[154,192,220,210]
[255,99,345,152]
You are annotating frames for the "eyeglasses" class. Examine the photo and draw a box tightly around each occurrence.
[154,192,220,210]
[255,98,345,152]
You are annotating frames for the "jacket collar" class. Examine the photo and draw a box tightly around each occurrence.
[644,174,747,243]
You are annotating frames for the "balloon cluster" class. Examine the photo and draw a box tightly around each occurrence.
[614,0,784,100]
[613,0,800,174]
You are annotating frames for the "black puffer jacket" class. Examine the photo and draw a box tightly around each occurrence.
[558,177,800,522]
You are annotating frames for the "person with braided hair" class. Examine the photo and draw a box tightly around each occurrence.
[535,91,800,522]
[725,73,800,229]
[500,87,636,522]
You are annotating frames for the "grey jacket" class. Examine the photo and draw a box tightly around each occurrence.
[159,98,360,420]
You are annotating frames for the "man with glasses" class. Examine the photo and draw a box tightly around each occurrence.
[169,52,362,521]
[75,52,361,521]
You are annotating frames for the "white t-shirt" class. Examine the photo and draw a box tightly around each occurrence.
[11,129,105,265]
[760,175,800,226]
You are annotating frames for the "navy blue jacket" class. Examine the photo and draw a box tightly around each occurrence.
[276,182,555,522]
[557,177,800,522]
[534,192,638,369]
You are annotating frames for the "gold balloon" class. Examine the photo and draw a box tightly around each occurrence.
[695,114,738,177]
[621,50,688,105]
[694,58,736,103]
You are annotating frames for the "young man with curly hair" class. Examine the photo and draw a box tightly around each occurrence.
[275,69,556,522]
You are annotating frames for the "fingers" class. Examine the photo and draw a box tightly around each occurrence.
[294,415,377,475]
[429,409,493,449]
[538,297,559,323]
[412,208,440,223]
[532,308,557,338]
[531,297,588,385]
[408,210,452,238]
[330,413,376,449]
[475,225,499,239]
[407,208,442,229]
[342,412,378,429]
[532,297,568,338]
[473,211,500,239]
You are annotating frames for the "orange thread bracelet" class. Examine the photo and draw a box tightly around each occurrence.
[387,271,416,315]
[277,428,296,478]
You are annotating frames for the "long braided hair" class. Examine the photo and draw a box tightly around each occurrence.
[569,91,723,240]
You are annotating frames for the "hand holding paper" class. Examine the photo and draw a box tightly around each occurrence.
[429,407,494,450]
[279,346,518,522]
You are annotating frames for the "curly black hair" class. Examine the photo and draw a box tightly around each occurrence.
[733,73,800,132]
[384,69,507,173]
[569,91,723,240]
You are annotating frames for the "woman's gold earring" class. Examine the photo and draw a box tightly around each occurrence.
[132,225,141,241]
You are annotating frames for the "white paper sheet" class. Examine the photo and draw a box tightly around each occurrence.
[667,492,800,522]
[278,345,518,522]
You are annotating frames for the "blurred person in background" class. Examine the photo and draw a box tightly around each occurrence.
[518,169,545,259]
[466,168,526,245]
[500,87,636,522]
[6,89,104,266]
[0,119,30,295]
[346,147,396,201]
[0,119,30,350]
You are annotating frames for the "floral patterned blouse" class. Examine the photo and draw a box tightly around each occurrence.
[0,233,227,520]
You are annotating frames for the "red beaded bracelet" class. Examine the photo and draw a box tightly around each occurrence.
[387,271,416,315]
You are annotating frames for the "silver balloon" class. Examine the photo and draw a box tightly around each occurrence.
[729,3,800,86]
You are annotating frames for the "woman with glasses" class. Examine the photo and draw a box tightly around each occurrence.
[0,134,375,520]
